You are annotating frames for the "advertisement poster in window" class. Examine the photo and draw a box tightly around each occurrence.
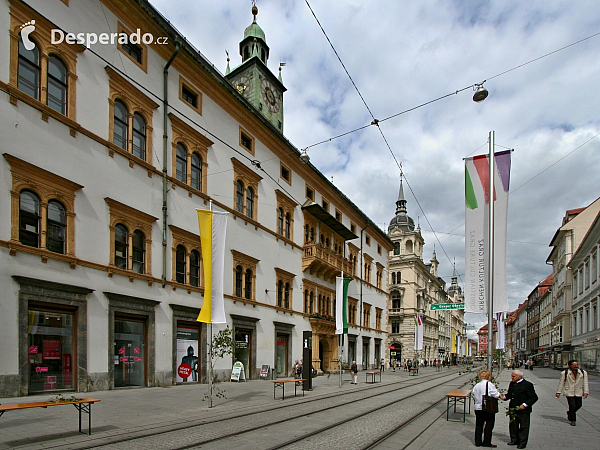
[176,327,199,382]
[43,339,61,360]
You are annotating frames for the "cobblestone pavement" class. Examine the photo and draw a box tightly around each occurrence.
[0,366,597,450]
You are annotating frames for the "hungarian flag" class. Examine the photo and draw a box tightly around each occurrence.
[196,210,228,324]
[414,315,423,350]
[335,277,350,334]
[464,150,511,313]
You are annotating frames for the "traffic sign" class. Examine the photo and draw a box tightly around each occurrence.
[430,303,464,311]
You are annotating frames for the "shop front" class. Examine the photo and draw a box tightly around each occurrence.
[390,343,402,365]
[274,321,294,378]
[231,315,258,380]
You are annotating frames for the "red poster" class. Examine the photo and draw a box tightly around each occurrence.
[178,363,192,379]
[63,354,72,386]
[43,340,61,360]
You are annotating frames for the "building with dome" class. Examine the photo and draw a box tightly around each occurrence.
[0,0,391,397]
[387,176,465,364]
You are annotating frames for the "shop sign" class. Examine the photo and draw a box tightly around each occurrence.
[35,366,48,373]
[178,363,192,379]
[231,361,246,382]
[29,345,38,354]
[259,364,270,379]
[43,340,61,360]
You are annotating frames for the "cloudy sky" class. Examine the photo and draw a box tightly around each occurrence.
[148,0,600,335]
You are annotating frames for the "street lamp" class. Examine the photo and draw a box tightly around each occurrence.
[473,83,489,102]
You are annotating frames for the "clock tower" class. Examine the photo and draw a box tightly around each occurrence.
[225,4,286,132]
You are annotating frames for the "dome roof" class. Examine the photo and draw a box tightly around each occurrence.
[388,213,415,232]
[244,21,266,43]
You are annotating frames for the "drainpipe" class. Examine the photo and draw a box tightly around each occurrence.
[162,43,180,287]
[359,225,368,331]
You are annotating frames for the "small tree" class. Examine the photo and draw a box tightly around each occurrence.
[203,326,234,406]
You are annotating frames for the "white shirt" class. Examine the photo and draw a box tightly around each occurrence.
[473,379,500,410]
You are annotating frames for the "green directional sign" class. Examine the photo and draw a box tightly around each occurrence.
[430,303,465,311]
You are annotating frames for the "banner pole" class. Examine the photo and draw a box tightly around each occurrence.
[487,131,495,372]
[208,200,213,408]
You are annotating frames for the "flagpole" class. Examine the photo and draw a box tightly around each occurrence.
[339,271,343,387]
[208,200,214,408]
[487,131,495,372]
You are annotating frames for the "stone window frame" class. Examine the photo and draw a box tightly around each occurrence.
[305,184,315,201]
[317,287,334,317]
[335,209,342,222]
[304,216,317,244]
[375,262,384,290]
[348,297,358,326]
[363,302,371,329]
[179,76,202,115]
[321,198,329,213]
[169,113,212,194]
[275,189,297,242]
[5,154,82,264]
[169,225,204,292]
[231,157,262,222]
[105,198,157,280]
[365,234,371,246]
[375,308,382,330]
[106,67,158,164]
[348,243,359,277]
[303,279,318,315]
[232,250,259,302]
[116,21,148,73]
[9,0,83,121]
[239,127,255,155]
[363,253,373,285]
[14,276,92,396]
[280,162,291,185]
[274,268,295,310]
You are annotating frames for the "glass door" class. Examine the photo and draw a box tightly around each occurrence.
[114,319,145,387]
[234,329,252,379]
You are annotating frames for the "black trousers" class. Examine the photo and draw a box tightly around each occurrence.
[475,410,496,446]
[509,411,531,446]
[567,396,583,422]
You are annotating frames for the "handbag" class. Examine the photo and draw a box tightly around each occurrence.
[481,381,499,413]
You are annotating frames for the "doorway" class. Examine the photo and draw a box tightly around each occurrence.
[114,318,145,388]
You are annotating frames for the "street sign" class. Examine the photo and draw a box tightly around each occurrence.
[430,303,465,311]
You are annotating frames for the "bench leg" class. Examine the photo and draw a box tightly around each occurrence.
[73,403,93,435]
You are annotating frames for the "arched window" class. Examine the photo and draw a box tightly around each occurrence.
[244,268,252,299]
[132,113,146,160]
[235,265,243,297]
[310,227,315,241]
[304,290,309,312]
[19,190,40,248]
[113,100,129,150]
[320,234,324,244]
[396,271,401,283]
[47,56,67,114]
[277,280,283,307]
[18,39,40,100]
[278,207,284,235]
[261,49,266,63]
[393,242,400,255]
[406,240,413,254]
[284,282,290,309]
[175,245,186,283]
[236,180,244,213]
[190,250,200,287]
[243,46,250,61]
[176,143,187,183]
[309,291,314,314]
[191,153,202,191]
[391,291,402,309]
[114,224,128,269]
[132,230,145,274]
[285,212,291,239]
[304,224,309,242]
[391,272,396,285]
[246,187,254,218]
[46,200,66,254]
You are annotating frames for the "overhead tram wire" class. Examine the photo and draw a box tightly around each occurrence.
[302,31,600,152]
[305,0,458,275]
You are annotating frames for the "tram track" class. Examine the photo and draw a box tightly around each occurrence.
[80,369,476,450]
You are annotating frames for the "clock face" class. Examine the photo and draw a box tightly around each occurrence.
[235,76,250,97]
[260,78,281,113]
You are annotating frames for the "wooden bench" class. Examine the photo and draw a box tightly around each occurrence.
[271,379,306,400]
[365,371,381,383]
[0,398,101,435]
[408,367,419,376]
[446,389,471,422]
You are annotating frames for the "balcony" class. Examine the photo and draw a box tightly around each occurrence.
[389,308,404,317]
[302,243,354,282]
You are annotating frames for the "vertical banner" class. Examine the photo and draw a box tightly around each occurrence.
[464,151,511,313]
[414,315,423,350]
[495,312,506,349]
[451,332,456,353]
[197,210,228,324]
[335,277,350,334]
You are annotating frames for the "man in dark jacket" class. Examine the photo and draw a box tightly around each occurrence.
[504,370,538,449]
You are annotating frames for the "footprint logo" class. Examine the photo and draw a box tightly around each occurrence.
[20,20,36,51]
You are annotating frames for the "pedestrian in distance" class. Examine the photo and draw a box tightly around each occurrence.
[380,358,385,372]
[473,369,502,448]
[294,359,302,385]
[350,360,358,384]
[504,370,538,449]
[556,359,589,426]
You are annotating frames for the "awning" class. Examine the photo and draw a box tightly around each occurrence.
[302,201,358,240]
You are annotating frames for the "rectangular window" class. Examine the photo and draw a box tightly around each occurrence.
[239,128,254,154]
[335,209,342,222]
[377,244,382,255]
[365,235,371,246]
[181,85,197,108]
[122,40,142,63]
[322,199,329,212]
[306,185,314,201]
[280,163,291,184]
[392,321,400,334]
[117,23,147,72]
[28,309,75,392]
[351,223,356,235]
[179,77,202,114]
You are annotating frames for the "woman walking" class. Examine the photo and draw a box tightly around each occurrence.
[473,369,502,447]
